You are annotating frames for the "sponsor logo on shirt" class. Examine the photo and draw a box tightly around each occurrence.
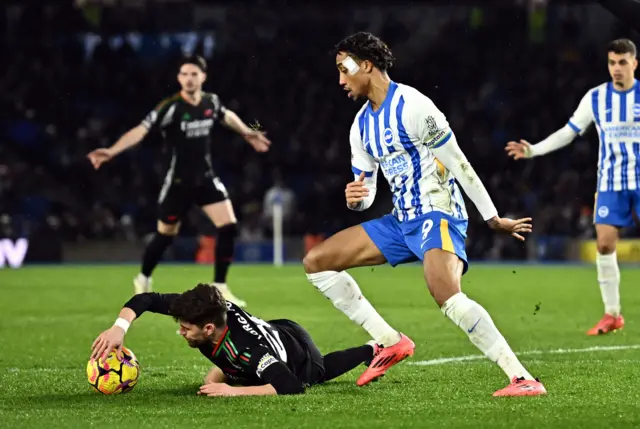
[180,118,214,138]
[380,154,409,176]
[602,123,640,140]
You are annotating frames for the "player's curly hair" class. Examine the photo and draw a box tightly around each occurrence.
[332,32,395,72]
[170,283,227,327]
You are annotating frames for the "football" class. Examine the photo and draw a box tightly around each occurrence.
[87,346,140,394]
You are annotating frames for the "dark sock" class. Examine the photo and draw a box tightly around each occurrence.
[214,224,237,284]
[141,233,174,277]
[322,345,374,382]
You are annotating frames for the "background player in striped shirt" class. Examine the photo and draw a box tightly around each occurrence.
[506,39,638,335]
[303,32,546,396]
[87,56,270,306]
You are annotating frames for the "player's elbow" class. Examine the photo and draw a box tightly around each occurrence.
[222,109,235,124]
[275,382,305,395]
[129,126,148,143]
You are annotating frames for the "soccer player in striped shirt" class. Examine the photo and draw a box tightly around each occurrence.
[506,39,638,336]
[303,32,546,396]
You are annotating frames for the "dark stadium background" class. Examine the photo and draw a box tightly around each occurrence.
[2,0,639,265]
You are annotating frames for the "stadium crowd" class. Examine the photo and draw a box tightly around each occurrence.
[1,2,636,260]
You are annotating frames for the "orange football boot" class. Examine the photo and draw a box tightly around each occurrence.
[587,314,624,336]
[493,377,547,397]
[356,333,415,386]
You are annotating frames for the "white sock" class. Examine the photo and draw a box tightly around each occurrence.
[212,282,228,292]
[596,251,621,317]
[442,292,534,381]
[306,271,401,346]
[136,273,151,284]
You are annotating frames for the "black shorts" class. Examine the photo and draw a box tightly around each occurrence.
[157,175,229,224]
[269,319,325,386]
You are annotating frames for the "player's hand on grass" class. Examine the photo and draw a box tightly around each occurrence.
[505,140,532,160]
[90,326,125,362]
[87,148,115,170]
[487,216,532,241]
[198,382,237,397]
[243,130,271,153]
[345,172,369,209]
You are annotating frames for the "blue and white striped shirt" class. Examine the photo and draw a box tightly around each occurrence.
[349,82,468,222]
[569,80,640,192]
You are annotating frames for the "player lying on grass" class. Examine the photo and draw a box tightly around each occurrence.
[90,283,379,396]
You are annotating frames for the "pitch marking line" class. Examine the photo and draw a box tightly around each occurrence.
[407,344,640,366]
[6,345,640,374]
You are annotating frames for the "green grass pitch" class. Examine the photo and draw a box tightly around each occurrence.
[2,263,640,428]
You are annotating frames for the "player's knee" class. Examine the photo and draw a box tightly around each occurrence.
[217,223,237,239]
[303,246,331,274]
[303,248,321,274]
[595,225,619,255]
[157,222,180,236]
[597,241,616,255]
[596,234,617,255]
[424,266,461,307]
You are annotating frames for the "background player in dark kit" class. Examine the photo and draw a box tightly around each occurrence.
[87,56,270,306]
[91,283,380,396]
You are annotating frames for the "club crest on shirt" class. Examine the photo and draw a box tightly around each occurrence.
[383,127,396,146]
[633,104,640,118]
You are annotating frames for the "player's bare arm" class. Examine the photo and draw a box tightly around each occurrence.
[222,110,271,152]
[90,292,177,361]
[87,125,148,170]
[199,382,277,397]
[91,307,137,361]
[203,366,227,384]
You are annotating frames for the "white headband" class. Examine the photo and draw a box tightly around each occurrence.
[341,56,360,75]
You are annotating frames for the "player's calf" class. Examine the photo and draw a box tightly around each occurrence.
[303,225,403,348]
[426,249,543,393]
[211,222,246,307]
[136,228,177,294]
[594,224,622,319]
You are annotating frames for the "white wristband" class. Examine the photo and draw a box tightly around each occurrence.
[114,318,130,333]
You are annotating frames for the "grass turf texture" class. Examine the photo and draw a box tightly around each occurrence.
[2,264,640,428]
